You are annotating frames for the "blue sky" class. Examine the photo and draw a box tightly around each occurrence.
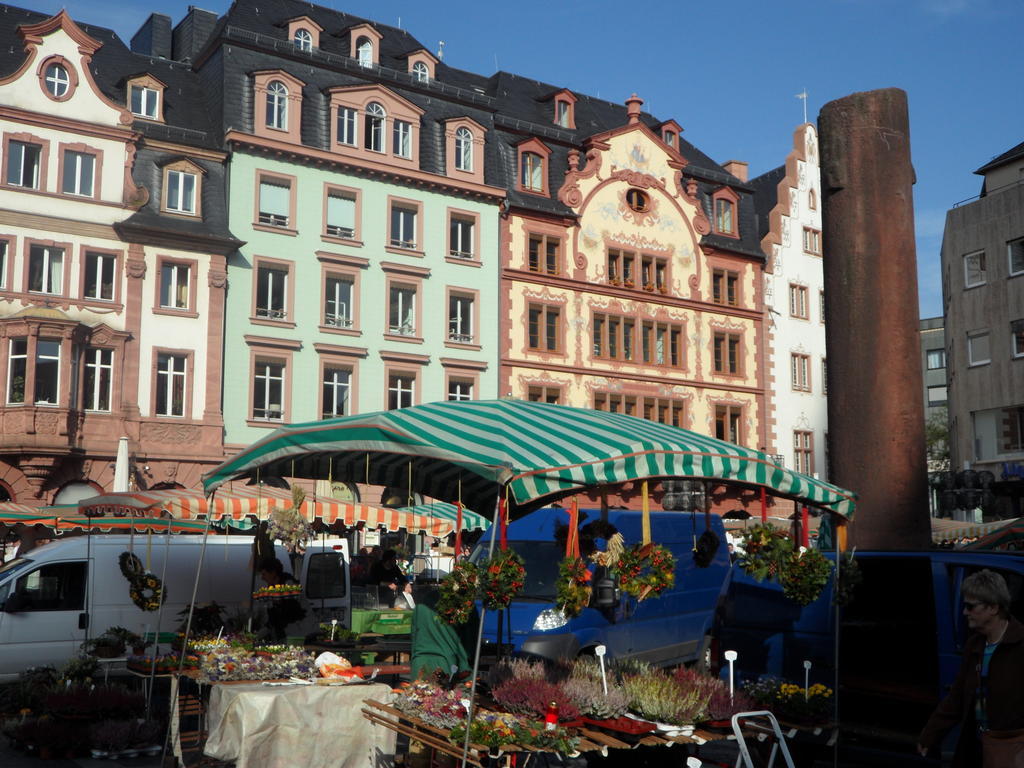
[33,0,1023,318]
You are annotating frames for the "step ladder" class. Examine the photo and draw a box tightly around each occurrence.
[730,711,796,768]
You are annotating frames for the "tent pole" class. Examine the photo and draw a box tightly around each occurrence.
[460,494,501,768]
[833,514,841,768]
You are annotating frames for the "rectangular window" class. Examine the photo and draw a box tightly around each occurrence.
[964,251,986,288]
[1001,407,1024,453]
[521,152,543,192]
[159,262,190,309]
[83,347,112,411]
[789,284,808,319]
[321,366,350,418]
[388,372,415,410]
[527,385,560,404]
[968,331,990,366]
[130,85,159,119]
[34,339,60,405]
[821,358,828,395]
[715,405,742,444]
[390,205,417,249]
[450,216,474,259]
[255,265,288,320]
[392,120,412,158]
[927,385,948,407]
[389,285,416,336]
[447,377,473,401]
[62,150,95,196]
[252,360,284,420]
[337,107,357,146]
[166,170,196,214]
[258,179,290,227]
[326,192,356,239]
[715,199,734,234]
[712,269,739,306]
[6,140,41,188]
[713,332,741,375]
[819,291,825,323]
[528,235,560,275]
[1010,238,1024,277]
[84,251,115,301]
[802,228,821,255]
[324,276,353,328]
[155,353,186,417]
[0,240,6,290]
[528,304,560,352]
[926,349,946,370]
[793,431,813,473]
[1012,319,1024,358]
[28,245,63,295]
[448,294,474,343]
[7,338,26,404]
[791,353,811,391]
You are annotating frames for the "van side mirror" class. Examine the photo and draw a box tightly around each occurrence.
[591,574,619,609]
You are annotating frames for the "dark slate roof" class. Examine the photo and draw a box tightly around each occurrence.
[975,139,1024,175]
[748,165,785,242]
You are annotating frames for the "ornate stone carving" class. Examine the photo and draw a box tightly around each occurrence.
[142,422,202,444]
[208,270,227,289]
[35,412,60,434]
[557,148,603,208]
[126,258,147,280]
[609,168,665,191]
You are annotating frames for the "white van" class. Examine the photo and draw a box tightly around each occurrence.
[0,535,351,681]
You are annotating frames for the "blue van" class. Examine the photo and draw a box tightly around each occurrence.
[473,507,732,665]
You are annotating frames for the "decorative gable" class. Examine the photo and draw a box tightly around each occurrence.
[347,23,382,68]
[286,16,322,50]
[404,49,438,83]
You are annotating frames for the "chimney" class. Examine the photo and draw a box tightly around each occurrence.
[172,6,219,63]
[131,13,172,59]
[625,93,643,124]
[722,160,749,183]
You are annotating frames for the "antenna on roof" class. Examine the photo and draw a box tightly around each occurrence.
[397,16,401,29]
[437,40,445,60]
[795,88,808,124]
[494,53,498,71]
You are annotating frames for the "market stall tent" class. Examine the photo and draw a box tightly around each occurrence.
[203,400,857,519]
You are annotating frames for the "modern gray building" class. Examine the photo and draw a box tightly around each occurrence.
[941,140,1024,518]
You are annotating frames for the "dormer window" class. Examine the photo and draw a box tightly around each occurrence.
[522,152,543,191]
[347,23,382,69]
[663,130,677,148]
[265,80,288,130]
[364,102,385,152]
[405,50,438,85]
[455,127,473,171]
[712,187,740,237]
[294,28,313,52]
[356,37,373,68]
[412,62,429,83]
[551,91,577,129]
[130,85,159,118]
[328,84,424,168]
[556,101,570,128]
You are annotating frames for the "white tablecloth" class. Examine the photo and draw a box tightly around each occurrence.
[203,682,396,768]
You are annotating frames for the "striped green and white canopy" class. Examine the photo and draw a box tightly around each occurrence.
[203,400,856,519]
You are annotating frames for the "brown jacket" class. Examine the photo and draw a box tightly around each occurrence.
[919,617,1024,766]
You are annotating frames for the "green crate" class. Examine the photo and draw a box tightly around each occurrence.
[350,609,380,634]
[371,612,411,635]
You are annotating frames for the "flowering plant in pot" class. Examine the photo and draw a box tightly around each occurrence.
[393,681,468,728]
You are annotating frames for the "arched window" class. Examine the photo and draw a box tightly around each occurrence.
[294,28,313,52]
[356,37,373,67]
[454,127,473,171]
[364,102,386,152]
[412,61,429,83]
[45,63,70,98]
[265,80,288,130]
[808,188,817,210]
[521,152,543,192]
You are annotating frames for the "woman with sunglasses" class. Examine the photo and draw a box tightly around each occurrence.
[918,569,1024,766]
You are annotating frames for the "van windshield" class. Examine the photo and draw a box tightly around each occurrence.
[471,541,559,600]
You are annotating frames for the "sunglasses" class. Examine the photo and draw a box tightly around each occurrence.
[963,600,987,611]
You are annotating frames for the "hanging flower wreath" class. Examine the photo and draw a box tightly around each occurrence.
[832,550,863,607]
[779,547,833,606]
[613,543,675,601]
[266,486,313,553]
[479,550,526,611]
[737,525,793,582]
[437,561,480,625]
[130,572,167,612]
[556,557,591,618]
[118,551,144,582]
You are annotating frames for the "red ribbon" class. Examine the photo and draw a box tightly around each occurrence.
[567,497,580,558]
[801,505,810,549]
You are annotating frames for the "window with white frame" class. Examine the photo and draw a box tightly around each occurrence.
[62,150,94,196]
[44,62,70,98]
[130,84,159,119]
[34,339,60,405]
[7,140,41,188]
[791,353,811,391]
[337,106,357,146]
[365,102,385,152]
[356,37,373,67]
[1012,319,1024,359]
[265,80,288,130]
[447,377,473,401]
[1009,238,1024,276]
[821,358,828,394]
[387,371,415,410]
[448,293,474,343]
[789,284,808,319]
[412,61,429,83]
[556,100,571,128]
[715,198,735,234]
[159,262,190,309]
[294,28,313,51]
[6,338,26,403]
[392,119,412,159]
[255,265,288,320]
[0,241,7,290]
[802,228,821,255]
[390,204,417,249]
[258,179,290,227]
[449,215,474,258]
[321,366,350,418]
[455,127,473,171]
[28,245,63,295]
[968,331,990,366]
[326,191,356,239]
[165,169,197,214]
[663,130,676,148]
[926,349,946,370]
[521,152,543,192]
[324,275,353,328]
[82,347,112,411]
[84,251,115,301]
[253,359,285,420]
[155,353,186,417]
[793,431,813,474]
[388,285,416,336]
[964,251,986,288]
